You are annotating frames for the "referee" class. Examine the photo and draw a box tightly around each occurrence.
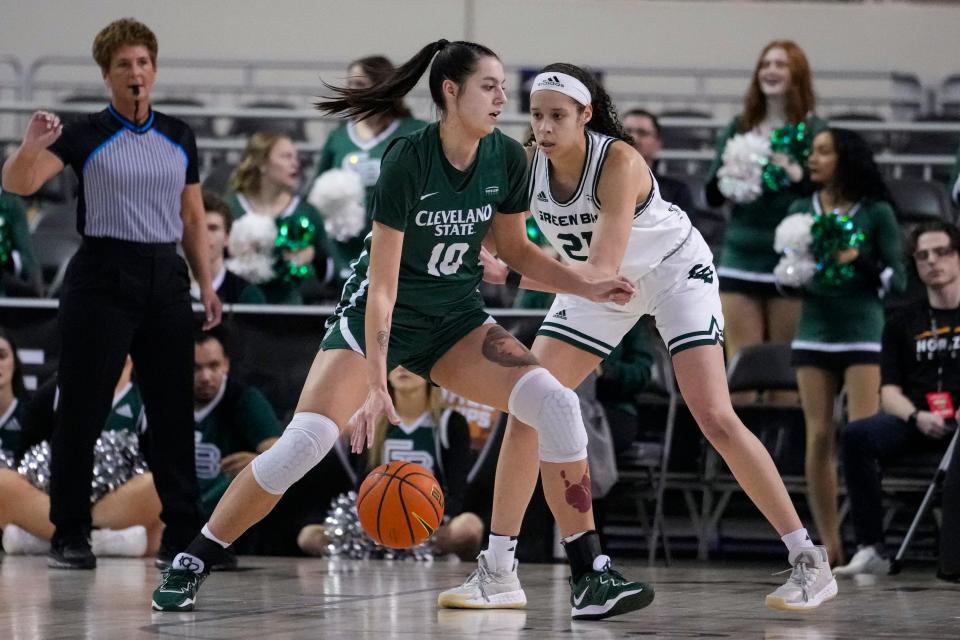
[1,18,222,569]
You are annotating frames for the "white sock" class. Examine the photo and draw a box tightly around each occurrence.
[781,528,815,556]
[486,533,517,571]
[172,552,206,574]
[201,524,230,549]
[91,526,148,557]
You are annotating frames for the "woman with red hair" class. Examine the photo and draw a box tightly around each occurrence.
[706,41,826,362]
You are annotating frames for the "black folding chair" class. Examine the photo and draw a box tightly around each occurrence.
[889,427,959,574]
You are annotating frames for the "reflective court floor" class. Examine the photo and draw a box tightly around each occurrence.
[1,555,957,639]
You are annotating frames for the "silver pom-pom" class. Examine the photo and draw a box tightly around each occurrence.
[17,441,52,492]
[717,131,770,204]
[17,431,147,503]
[322,491,434,561]
[0,448,15,470]
[91,430,148,502]
[307,169,367,242]
[774,212,817,288]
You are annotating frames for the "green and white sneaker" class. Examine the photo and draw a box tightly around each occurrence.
[437,550,527,609]
[151,554,208,612]
[766,546,838,612]
[569,556,654,620]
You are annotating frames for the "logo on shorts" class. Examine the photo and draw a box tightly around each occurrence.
[536,190,549,203]
[687,263,714,284]
[552,309,567,320]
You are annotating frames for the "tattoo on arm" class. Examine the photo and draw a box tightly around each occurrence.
[481,325,538,368]
[377,330,389,353]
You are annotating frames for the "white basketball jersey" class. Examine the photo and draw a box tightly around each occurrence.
[529,130,693,280]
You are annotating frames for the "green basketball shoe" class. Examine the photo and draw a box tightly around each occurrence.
[569,557,655,620]
[151,566,207,612]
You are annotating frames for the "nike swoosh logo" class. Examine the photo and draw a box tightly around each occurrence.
[573,588,590,606]
[420,192,439,200]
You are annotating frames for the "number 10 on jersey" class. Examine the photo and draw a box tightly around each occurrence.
[427,242,470,276]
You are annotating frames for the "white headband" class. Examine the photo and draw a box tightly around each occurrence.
[530,72,592,106]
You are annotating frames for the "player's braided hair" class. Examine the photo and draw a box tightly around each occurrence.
[539,63,630,143]
[317,39,498,121]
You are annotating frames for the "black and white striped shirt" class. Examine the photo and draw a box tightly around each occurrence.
[48,105,199,242]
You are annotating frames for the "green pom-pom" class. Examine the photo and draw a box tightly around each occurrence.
[762,122,811,192]
[810,211,865,287]
[274,213,317,282]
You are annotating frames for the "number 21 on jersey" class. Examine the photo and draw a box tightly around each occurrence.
[427,242,470,276]
[558,231,593,261]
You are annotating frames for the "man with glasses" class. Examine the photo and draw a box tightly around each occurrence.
[622,109,695,215]
[835,220,960,582]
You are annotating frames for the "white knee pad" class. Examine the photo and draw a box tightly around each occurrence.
[507,368,588,463]
[250,412,340,495]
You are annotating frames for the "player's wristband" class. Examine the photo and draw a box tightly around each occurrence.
[907,410,919,428]
[505,269,522,290]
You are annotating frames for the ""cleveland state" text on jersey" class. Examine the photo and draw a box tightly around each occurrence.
[416,204,493,236]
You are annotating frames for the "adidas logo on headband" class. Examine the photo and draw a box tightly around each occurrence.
[540,75,564,87]
[530,71,592,106]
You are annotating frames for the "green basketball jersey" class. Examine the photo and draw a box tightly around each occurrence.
[102,383,146,434]
[332,122,528,318]
[194,378,282,514]
[380,410,450,483]
[0,398,27,460]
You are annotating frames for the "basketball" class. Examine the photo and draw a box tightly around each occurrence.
[356,460,445,548]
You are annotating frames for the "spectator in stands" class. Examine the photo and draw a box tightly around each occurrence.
[705,40,826,361]
[153,330,281,568]
[192,191,266,304]
[307,56,427,283]
[622,109,695,215]
[227,132,335,304]
[836,221,960,580]
[297,366,483,560]
[0,190,37,297]
[1,18,220,569]
[788,128,905,566]
[0,328,28,463]
[1,356,164,559]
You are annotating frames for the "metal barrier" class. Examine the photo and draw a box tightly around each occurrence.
[2,101,955,179]
[23,56,927,122]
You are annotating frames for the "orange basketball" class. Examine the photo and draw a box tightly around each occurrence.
[356,460,445,548]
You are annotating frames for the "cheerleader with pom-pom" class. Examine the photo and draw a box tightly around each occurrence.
[705,40,827,362]
[306,56,426,283]
[781,128,905,565]
[0,352,163,561]
[225,132,337,303]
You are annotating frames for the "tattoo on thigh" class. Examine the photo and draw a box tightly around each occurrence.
[561,469,592,513]
[481,325,538,368]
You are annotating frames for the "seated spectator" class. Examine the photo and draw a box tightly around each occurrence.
[191,192,266,304]
[837,221,960,580]
[298,366,483,560]
[0,190,37,297]
[1,354,162,558]
[789,128,906,566]
[622,108,695,215]
[226,132,336,304]
[190,330,281,519]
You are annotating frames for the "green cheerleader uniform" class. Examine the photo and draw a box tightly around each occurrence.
[789,193,906,371]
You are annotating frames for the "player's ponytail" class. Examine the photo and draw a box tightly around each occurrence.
[317,39,498,120]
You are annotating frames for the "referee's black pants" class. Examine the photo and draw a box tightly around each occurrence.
[50,238,201,549]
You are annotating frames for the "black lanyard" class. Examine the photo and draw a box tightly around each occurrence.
[928,306,954,392]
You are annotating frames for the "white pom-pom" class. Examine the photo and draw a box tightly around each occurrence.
[308,169,368,242]
[774,212,814,254]
[226,213,277,284]
[773,212,816,288]
[717,131,770,204]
